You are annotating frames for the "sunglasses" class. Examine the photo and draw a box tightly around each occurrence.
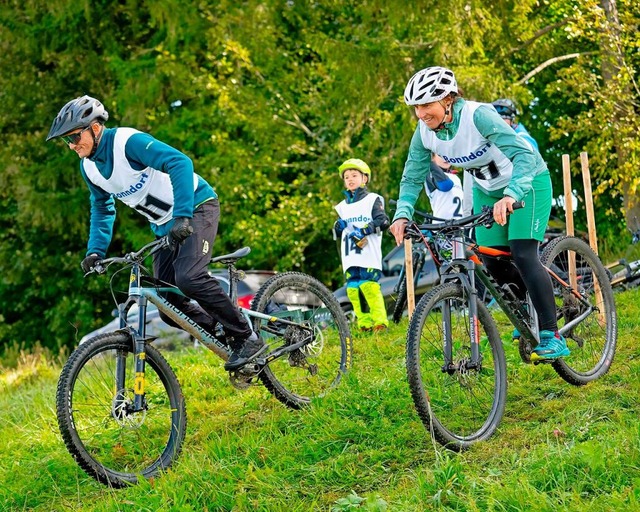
[61,125,91,145]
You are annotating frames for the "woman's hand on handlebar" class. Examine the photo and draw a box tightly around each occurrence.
[493,196,517,226]
[390,218,409,246]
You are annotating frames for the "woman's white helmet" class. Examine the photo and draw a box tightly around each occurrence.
[404,66,458,106]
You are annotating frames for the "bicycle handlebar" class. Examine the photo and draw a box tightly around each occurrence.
[87,236,171,275]
[389,199,447,224]
[405,201,525,238]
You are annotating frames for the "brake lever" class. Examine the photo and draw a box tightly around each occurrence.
[84,261,105,277]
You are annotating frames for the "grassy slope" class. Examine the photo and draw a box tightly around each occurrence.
[2,289,640,512]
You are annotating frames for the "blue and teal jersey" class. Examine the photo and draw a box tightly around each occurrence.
[80,127,216,257]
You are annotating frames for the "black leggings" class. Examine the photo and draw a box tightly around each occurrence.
[481,239,557,332]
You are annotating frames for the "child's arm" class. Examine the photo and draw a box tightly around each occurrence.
[349,196,390,247]
[369,196,390,233]
[426,161,454,193]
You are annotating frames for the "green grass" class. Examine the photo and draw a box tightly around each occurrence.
[2,289,640,511]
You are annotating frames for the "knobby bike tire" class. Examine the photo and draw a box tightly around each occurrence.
[392,276,408,324]
[392,254,424,324]
[251,272,352,409]
[406,282,507,450]
[540,236,617,385]
[56,332,186,487]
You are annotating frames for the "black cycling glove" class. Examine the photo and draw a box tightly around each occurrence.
[81,254,100,273]
[169,217,194,244]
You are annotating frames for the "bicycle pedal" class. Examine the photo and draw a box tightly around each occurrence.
[240,363,261,374]
[229,372,255,390]
[531,356,556,365]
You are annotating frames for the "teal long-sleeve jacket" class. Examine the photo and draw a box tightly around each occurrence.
[80,127,216,257]
[393,99,548,222]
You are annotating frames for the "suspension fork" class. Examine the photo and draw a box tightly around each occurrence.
[115,263,148,413]
[440,258,480,369]
[438,235,483,369]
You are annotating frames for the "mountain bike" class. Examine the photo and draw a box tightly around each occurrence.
[607,225,640,291]
[609,258,640,291]
[56,236,352,487]
[404,204,617,450]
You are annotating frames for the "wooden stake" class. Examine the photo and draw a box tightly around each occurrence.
[404,238,415,319]
[562,154,577,289]
[580,152,598,255]
[580,152,604,322]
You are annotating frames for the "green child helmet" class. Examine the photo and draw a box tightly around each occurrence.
[338,158,371,181]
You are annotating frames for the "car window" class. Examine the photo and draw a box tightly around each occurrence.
[241,271,276,292]
[237,280,253,296]
[382,245,405,276]
[211,274,231,295]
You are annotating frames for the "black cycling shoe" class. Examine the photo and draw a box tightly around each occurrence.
[224,334,266,371]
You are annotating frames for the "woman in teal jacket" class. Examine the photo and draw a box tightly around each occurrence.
[389,67,569,361]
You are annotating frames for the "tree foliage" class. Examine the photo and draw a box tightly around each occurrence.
[0,0,638,353]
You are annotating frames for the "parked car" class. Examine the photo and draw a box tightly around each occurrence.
[332,243,440,319]
[79,270,276,344]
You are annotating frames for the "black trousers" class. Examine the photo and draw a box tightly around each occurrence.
[153,199,252,344]
[481,239,557,332]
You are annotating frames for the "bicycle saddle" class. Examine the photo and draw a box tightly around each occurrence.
[210,247,251,265]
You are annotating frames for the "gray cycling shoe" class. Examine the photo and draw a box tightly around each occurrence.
[224,334,266,371]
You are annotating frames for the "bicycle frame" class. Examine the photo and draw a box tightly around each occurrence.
[410,211,597,369]
[110,244,310,413]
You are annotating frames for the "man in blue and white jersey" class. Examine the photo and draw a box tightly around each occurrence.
[47,96,264,371]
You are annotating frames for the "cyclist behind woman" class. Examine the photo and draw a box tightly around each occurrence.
[47,95,264,371]
[492,98,539,151]
[462,98,540,216]
[389,66,570,360]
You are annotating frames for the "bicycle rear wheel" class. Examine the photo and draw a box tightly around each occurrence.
[56,332,186,487]
[540,236,617,385]
[251,272,352,409]
[406,282,507,450]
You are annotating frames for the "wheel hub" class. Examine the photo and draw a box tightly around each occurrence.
[111,388,147,428]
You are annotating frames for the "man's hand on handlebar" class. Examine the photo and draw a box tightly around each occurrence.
[81,254,101,274]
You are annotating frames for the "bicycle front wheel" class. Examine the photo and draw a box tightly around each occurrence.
[251,272,352,409]
[56,332,186,487]
[406,282,507,450]
[540,236,617,385]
